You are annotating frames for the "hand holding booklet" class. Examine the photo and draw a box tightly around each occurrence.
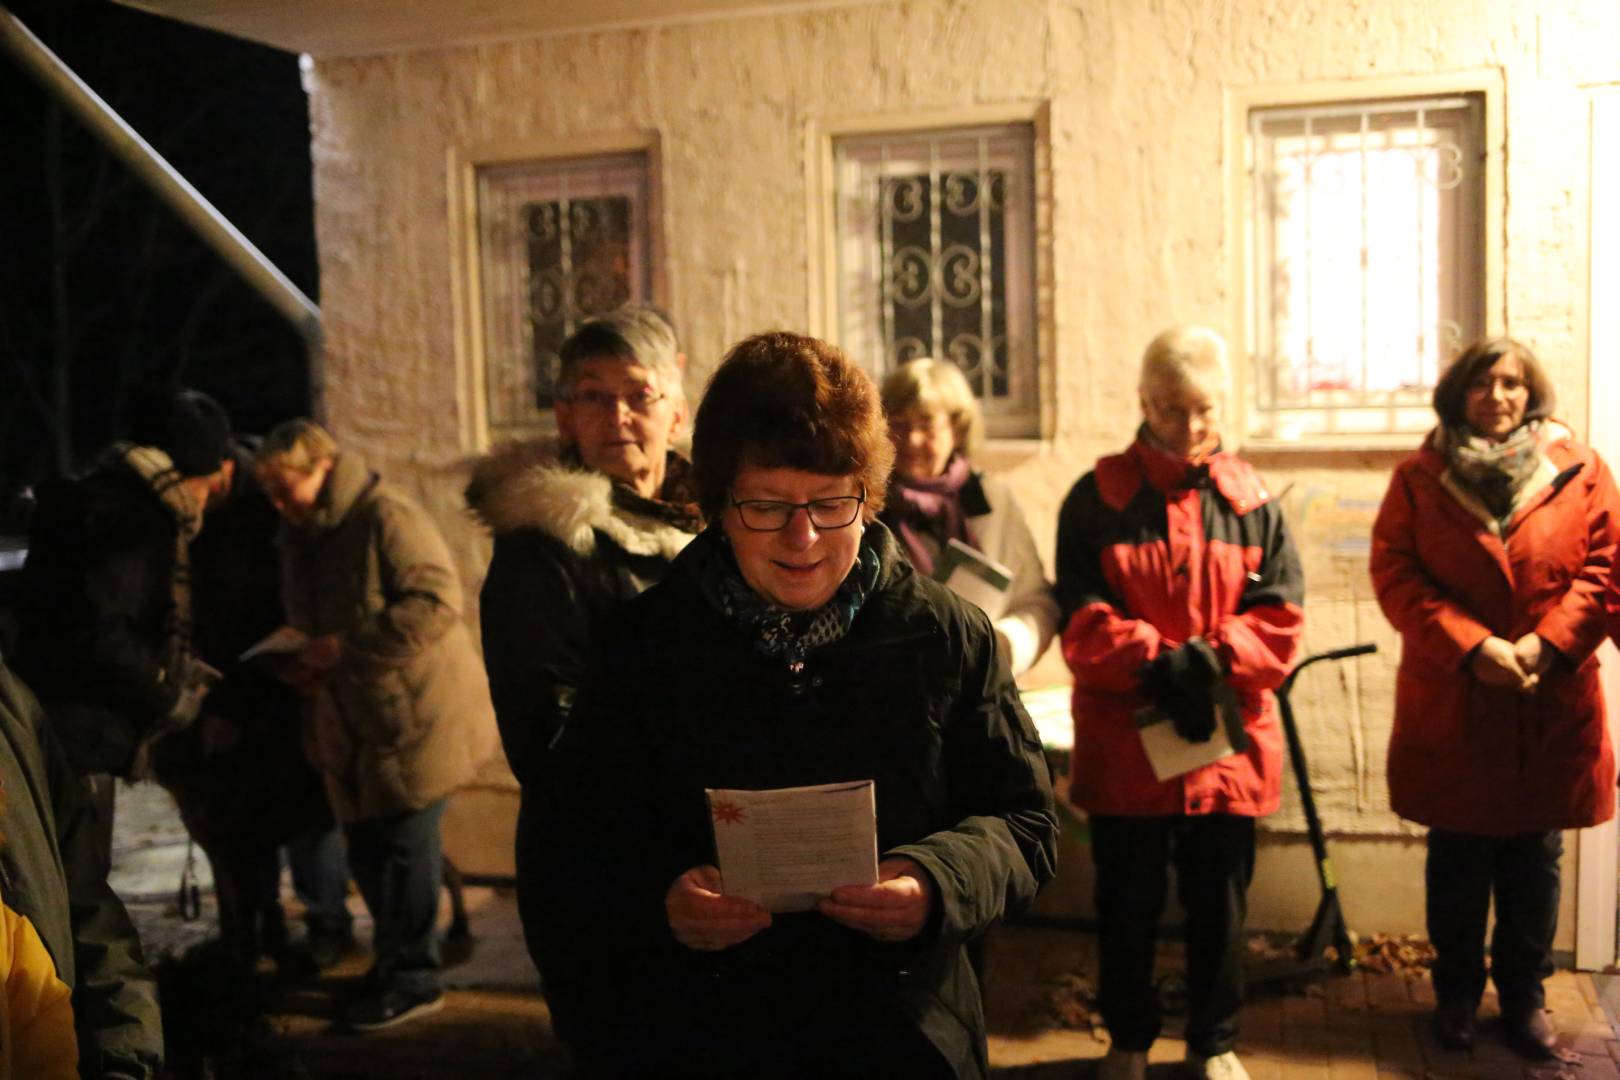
[1135,684,1249,781]
[706,780,879,913]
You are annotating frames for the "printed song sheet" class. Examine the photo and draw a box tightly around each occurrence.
[706,780,879,913]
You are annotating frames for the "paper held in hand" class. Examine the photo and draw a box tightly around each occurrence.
[1135,685,1250,782]
[238,626,309,674]
[933,538,1014,620]
[706,780,879,913]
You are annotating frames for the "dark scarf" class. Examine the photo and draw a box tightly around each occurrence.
[1436,421,1545,521]
[1133,424,1217,491]
[565,447,704,533]
[885,453,977,575]
[690,526,881,672]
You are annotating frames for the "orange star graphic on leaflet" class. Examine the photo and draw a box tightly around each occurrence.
[711,799,745,825]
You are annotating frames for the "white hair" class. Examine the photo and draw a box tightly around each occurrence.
[1139,325,1230,397]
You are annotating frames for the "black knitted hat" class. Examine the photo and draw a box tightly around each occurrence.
[133,389,233,477]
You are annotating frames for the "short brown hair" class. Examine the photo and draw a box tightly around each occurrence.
[691,332,894,522]
[1432,337,1556,429]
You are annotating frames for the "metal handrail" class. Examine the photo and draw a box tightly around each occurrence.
[0,4,322,348]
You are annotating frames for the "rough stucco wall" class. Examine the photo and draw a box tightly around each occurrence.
[305,0,1620,849]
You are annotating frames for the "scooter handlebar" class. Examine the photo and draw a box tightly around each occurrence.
[1280,642,1379,695]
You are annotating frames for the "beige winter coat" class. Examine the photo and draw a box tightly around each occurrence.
[278,455,497,823]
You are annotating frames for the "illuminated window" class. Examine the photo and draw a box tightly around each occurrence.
[833,124,1039,438]
[1247,96,1485,440]
[475,153,652,435]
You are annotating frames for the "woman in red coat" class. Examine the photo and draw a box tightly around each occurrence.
[1371,338,1618,1060]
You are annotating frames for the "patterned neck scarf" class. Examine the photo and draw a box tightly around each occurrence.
[614,450,704,533]
[1436,420,1545,521]
[113,443,203,681]
[692,526,882,672]
[886,452,977,576]
[563,447,704,534]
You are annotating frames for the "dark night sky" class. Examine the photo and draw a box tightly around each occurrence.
[0,0,317,505]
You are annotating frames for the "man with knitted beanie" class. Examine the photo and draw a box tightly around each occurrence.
[15,388,238,871]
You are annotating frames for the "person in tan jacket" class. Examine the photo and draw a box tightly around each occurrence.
[257,420,497,1031]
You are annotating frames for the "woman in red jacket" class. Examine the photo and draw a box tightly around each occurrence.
[1055,326,1303,1080]
[1371,338,1619,1059]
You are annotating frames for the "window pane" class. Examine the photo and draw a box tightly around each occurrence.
[477,154,650,434]
[1249,98,1482,440]
[526,196,635,407]
[835,124,1038,439]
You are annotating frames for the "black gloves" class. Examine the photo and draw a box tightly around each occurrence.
[1139,639,1224,743]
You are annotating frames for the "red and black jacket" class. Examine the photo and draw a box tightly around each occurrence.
[1054,433,1304,816]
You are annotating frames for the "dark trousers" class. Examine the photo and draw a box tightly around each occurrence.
[249,821,355,938]
[1090,813,1256,1056]
[1426,828,1561,1017]
[289,822,355,937]
[347,798,447,995]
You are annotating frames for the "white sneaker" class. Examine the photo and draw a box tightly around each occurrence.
[1186,1051,1251,1080]
[1099,1048,1149,1080]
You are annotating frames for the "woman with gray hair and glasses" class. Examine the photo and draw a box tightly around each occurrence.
[467,305,700,783]
[465,304,704,985]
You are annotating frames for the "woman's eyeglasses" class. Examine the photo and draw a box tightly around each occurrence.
[564,387,666,415]
[729,489,866,531]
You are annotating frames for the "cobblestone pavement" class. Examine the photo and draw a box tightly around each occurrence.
[114,783,1619,1078]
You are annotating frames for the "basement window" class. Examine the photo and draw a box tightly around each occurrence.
[832,124,1040,439]
[475,152,652,436]
[1246,95,1485,442]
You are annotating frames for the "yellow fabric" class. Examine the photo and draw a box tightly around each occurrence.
[0,895,78,1080]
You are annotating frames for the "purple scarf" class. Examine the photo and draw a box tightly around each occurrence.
[885,454,978,576]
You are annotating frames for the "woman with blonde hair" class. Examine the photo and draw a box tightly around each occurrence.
[879,358,1057,674]
[257,420,498,1031]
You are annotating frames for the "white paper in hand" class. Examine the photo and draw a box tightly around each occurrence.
[1135,686,1249,782]
[706,780,879,913]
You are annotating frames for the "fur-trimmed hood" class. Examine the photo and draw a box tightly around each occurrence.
[465,438,696,560]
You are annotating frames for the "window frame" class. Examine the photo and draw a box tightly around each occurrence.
[806,103,1054,446]
[1224,71,1504,451]
[449,132,665,450]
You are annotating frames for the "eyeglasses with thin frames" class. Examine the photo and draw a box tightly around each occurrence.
[729,488,866,531]
[564,387,666,415]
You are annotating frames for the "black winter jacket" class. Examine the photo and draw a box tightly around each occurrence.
[465,440,697,785]
[16,458,182,775]
[531,523,1058,1077]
